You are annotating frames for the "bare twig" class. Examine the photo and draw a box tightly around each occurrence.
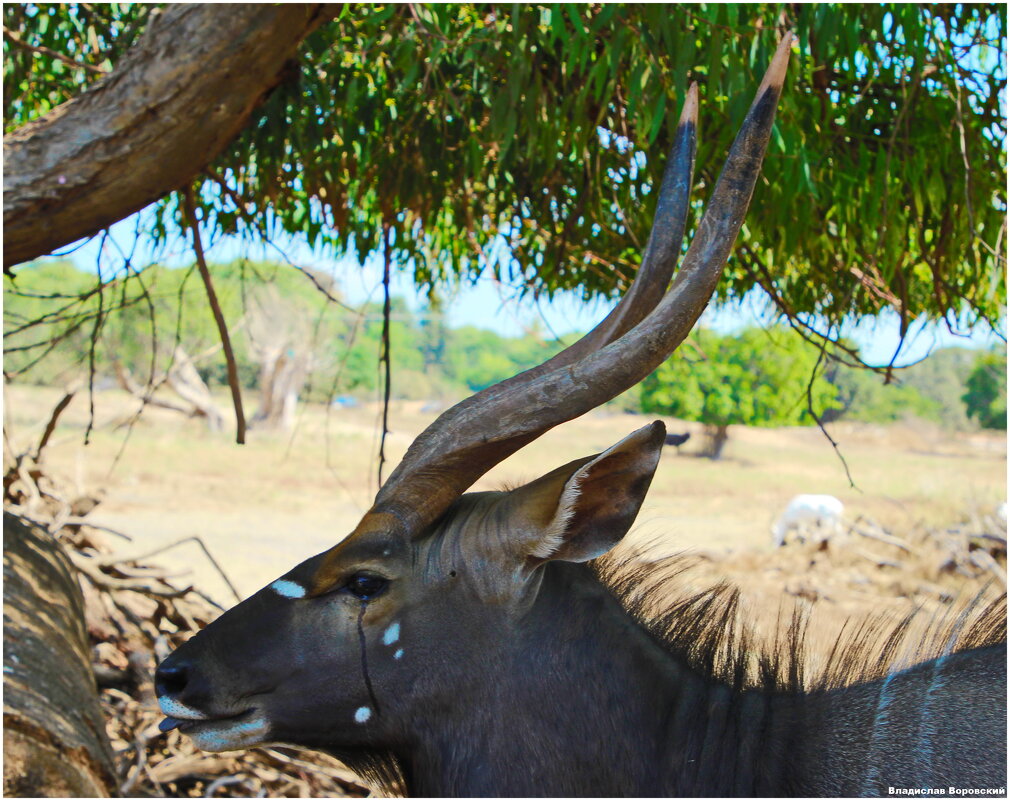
[182,187,246,445]
[377,222,393,490]
[806,346,858,490]
[70,552,195,597]
[969,550,1007,586]
[2,25,109,74]
[33,383,80,460]
[105,535,243,604]
[84,233,109,445]
[849,520,916,553]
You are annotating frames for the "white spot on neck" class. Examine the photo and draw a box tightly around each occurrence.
[382,622,400,645]
[271,579,306,599]
[354,706,372,724]
[393,648,404,660]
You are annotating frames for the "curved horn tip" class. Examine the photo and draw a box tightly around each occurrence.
[758,32,797,93]
[679,82,699,126]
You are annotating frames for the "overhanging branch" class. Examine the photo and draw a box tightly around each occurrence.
[3,4,337,271]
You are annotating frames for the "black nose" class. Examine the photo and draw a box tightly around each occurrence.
[155,659,190,697]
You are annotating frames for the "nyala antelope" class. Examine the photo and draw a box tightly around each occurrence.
[157,37,1007,796]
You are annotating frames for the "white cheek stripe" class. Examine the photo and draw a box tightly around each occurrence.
[271,579,307,599]
[383,622,400,645]
[158,696,209,720]
[394,649,404,660]
[354,706,372,724]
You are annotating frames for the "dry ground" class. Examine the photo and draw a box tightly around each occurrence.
[4,383,1006,614]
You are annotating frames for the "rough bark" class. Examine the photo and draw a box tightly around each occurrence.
[166,347,225,432]
[3,512,117,797]
[703,424,730,460]
[113,349,225,431]
[252,347,310,430]
[3,4,337,270]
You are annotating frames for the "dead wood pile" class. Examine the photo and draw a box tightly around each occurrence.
[64,522,374,798]
[4,427,371,798]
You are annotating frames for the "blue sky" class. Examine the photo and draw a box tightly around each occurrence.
[53,206,1004,369]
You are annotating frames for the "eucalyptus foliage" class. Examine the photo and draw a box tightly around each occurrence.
[4,4,1006,341]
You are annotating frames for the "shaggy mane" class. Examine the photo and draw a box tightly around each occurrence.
[592,550,1007,695]
[344,549,1006,797]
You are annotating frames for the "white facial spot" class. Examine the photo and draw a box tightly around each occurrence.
[383,622,400,646]
[354,706,372,724]
[393,648,404,660]
[270,579,306,599]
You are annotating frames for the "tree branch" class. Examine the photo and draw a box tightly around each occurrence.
[182,188,246,445]
[4,4,338,271]
[377,223,393,490]
[2,26,109,75]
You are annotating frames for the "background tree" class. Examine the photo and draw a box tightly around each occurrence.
[4,4,1005,375]
[8,261,1002,434]
[962,349,1008,430]
[640,328,840,458]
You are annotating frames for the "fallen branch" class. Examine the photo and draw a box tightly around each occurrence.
[969,549,1007,586]
[855,548,904,569]
[99,535,243,604]
[849,520,916,553]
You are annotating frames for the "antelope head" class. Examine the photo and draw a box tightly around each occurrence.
[156,37,793,779]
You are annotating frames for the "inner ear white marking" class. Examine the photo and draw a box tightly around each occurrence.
[532,469,587,560]
[354,706,372,724]
[270,579,306,599]
[393,648,404,660]
[382,622,400,645]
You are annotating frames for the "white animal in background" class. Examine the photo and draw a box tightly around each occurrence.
[772,494,845,547]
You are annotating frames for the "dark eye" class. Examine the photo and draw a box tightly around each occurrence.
[344,573,388,601]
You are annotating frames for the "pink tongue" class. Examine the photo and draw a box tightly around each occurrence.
[158,717,182,733]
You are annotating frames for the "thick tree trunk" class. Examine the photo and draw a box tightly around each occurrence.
[3,4,337,270]
[3,513,117,796]
[252,347,310,430]
[703,423,730,459]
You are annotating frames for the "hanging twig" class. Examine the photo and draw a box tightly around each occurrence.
[377,223,393,490]
[182,186,246,445]
[805,346,858,490]
[84,233,109,445]
[2,25,109,75]
[33,383,80,461]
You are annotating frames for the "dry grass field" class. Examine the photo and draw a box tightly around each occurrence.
[4,383,1006,638]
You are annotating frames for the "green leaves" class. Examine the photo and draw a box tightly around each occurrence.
[5,4,1005,335]
[3,3,152,132]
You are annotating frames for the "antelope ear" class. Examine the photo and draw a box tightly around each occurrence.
[511,421,666,564]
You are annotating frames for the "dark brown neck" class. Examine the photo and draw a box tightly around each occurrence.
[401,562,792,797]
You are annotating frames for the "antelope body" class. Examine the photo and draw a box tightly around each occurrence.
[157,38,1007,797]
